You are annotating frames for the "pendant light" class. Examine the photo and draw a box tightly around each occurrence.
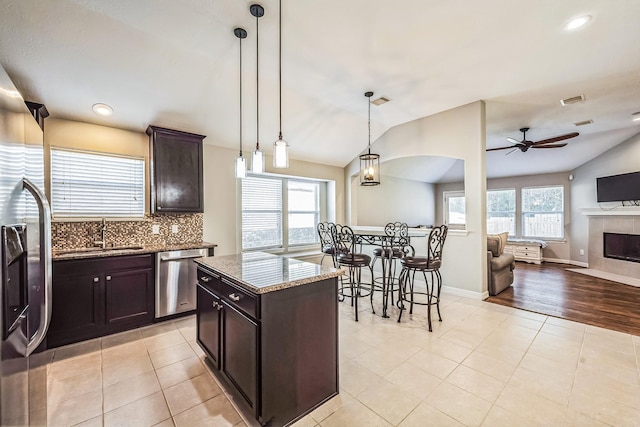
[272,0,289,168]
[360,91,380,186]
[234,27,248,179]
[250,4,265,174]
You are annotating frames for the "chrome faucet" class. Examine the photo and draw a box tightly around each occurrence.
[94,217,107,249]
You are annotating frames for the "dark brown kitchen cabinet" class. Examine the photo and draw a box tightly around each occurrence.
[196,283,221,369]
[146,125,205,213]
[48,254,154,348]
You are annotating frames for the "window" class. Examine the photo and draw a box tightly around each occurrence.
[522,186,564,239]
[241,175,323,251]
[444,191,465,229]
[487,189,515,235]
[51,148,145,218]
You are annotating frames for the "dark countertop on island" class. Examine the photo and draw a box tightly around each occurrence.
[195,251,342,294]
[52,241,217,261]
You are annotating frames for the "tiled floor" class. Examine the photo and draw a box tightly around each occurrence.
[43,288,640,427]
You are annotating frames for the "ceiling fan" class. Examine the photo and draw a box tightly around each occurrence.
[487,127,579,154]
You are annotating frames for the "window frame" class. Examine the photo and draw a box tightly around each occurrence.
[521,185,565,240]
[240,173,327,253]
[443,190,466,230]
[486,188,516,236]
[50,147,145,219]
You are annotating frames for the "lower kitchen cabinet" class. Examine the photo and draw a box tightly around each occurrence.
[196,265,338,426]
[48,254,154,348]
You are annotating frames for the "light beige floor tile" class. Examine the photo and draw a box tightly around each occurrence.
[573,370,640,410]
[164,372,223,416]
[398,402,464,427]
[103,370,161,412]
[518,352,578,376]
[483,325,538,351]
[308,392,354,423]
[53,339,101,362]
[510,309,547,322]
[48,368,102,407]
[104,391,170,427]
[474,340,526,366]
[428,381,492,426]
[581,341,638,369]
[355,346,409,377]
[545,316,587,331]
[568,386,640,426]
[540,323,585,343]
[101,329,142,349]
[173,395,242,427]
[407,349,459,379]
[339,358,384,396]
[578,354,640,387]
[156,356,206,389]
[73,414,104,427]
[173,315,196,330]
[356,378,420,425]
[499,315,543,331]
[101,340,148,367]
[29,407,46,427]
[102,354,154,387]
[149,342,197,369]
[384,362,442,400]
[178,325,197,341]
[48,353,101,381]
[496,383,566,425]
[145,330,188,353]
[151,418,175,427]
[440,328,485,349]
[339,334,374,359]
[47,390,103,427]
[319,398,391,427]
[507,366,574,405]
[376,334,423,359]
[461,349,518,383]
[139,321,178,338]
[480,405,539,427]
[446,364,505,403]
[563,409,610,427]
[290,413,318,427]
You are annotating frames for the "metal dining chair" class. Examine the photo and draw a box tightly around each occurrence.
[317,221,337,267]
[331,224,373,321]
[397,225,448,331]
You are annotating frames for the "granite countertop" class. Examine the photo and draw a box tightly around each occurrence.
[195,251,342,294]
[52,241,217,261]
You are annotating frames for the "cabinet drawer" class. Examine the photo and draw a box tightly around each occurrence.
[220,277,258,319]
[197,268,220,292]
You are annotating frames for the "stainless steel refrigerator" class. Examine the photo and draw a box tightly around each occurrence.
[0,65,52,426]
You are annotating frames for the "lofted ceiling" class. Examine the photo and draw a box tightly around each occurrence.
[1,0,639,182]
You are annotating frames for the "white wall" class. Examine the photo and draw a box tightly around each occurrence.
[570,130,640,264]
[355,174,435,227]
[346,101,487,297]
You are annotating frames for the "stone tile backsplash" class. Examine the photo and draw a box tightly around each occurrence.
[52,214,203,250]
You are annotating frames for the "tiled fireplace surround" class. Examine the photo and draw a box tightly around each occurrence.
[51,214,203,250]
[588,216,640,279]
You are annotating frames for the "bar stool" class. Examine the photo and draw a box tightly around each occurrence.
[370,222,413,316]
[397,225,448,331]
[332,224,373,321]
[317,221,337,267]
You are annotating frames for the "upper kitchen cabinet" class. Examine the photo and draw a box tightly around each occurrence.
[147,125,205,213]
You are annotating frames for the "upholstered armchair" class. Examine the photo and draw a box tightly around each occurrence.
[487,232,515,296]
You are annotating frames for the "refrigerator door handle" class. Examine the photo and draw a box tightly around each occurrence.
[23,178,52,357]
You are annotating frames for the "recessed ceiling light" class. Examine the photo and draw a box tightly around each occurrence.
[564,15,591,31]
[633,112,640,122]
[92,103,113,116]
[633,117,640,122]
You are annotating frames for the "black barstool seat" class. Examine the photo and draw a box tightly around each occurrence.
[338,253,371,266]
[372,247,405,258]
[401,256,441,270]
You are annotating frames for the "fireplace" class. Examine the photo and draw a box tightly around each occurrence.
[603,232,640,263]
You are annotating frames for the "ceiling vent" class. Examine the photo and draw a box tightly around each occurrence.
[371,96,390,106]
[574,119,593,126]
[560,94,586,106]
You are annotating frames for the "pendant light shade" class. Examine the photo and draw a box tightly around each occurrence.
[273,0,289,168]
[250,4,265,174]
[360,91,380,186]
[234,27,247,179]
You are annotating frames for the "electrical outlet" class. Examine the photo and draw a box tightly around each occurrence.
[579,249,585,256]
[152,224,160,235]
[171,224,179,234]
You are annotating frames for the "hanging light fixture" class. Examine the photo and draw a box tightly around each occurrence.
[250,4,265,174]
[360,91,380,186]
[272,0,289,168]
[234,28,248,179]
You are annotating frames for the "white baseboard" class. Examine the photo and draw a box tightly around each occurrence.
[442,285,487,300]
[542,257,588,267]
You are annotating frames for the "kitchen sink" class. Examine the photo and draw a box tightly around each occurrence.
[56,245,145,254]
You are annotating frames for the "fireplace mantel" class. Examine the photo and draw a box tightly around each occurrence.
[581,207,640,216]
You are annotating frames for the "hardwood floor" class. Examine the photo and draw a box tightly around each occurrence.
[486,262,640,336]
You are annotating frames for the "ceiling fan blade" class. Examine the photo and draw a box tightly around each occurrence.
[533,132,579,145]
[486,145,517,152]
[506,137,520,144]
[531,143,568,149]
[505,148,519,155]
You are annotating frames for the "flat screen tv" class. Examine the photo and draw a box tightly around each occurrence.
[596,171,640,202]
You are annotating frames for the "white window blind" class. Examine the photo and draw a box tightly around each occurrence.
[51,148,144,218]
[288,180,320,246]
[242,176,283,249]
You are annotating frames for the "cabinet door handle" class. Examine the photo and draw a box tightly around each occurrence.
[106,275,111,281]
[212,301,218,309]
[93,277,99,283]
[200,276,211,283]
[228,293,241,302]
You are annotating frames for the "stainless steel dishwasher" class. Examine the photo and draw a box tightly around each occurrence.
[156,248,209,318]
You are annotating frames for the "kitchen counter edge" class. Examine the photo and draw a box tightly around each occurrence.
[52,242,218,261]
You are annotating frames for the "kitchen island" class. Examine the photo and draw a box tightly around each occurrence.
[195,252,341,427]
